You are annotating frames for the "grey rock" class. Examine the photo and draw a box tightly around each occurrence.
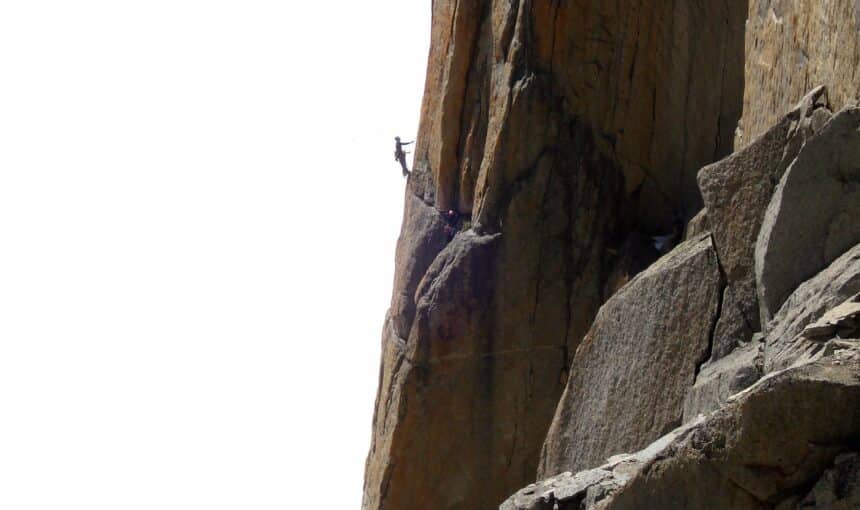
[683,340,763,421]
[388,191,451,338]
[505,355,860,510]
[502,419,706,510]
[538,234,723,477]
[756,108,860,326]
[698,86,831,340]
[803,294,860,340]
[710,286,755,362]
[793,453,860,509]
[684,208,710,241]
[765,244,860,373]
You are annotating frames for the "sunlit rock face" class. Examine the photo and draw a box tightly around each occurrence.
[362,1,747,508]
[737,0,860,149]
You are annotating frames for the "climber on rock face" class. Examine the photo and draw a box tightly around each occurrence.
[445,209,459,224]
[442,209,460,240]
[394,136,414,177]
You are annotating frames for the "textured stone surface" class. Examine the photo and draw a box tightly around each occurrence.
[739,0,860,148]
[364,1,749,508]
[764,244,860,373]
[699,86,831,347]
[538,234,723,477]
[803,294,860,341]
[505,355,860,510]
[756,109,860,325]
[503,419,707,510]
[366,2,860,509]
[709,286,754,362]
[796,453,860,509]
[683,340,763,421]
[684,208,709,241]
[412,0,746,227]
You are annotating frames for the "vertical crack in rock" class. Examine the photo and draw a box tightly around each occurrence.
[364,1,749,508]
[697,235,729,380]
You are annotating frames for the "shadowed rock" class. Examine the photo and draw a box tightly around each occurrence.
[364,1,748,507]
[794,453,860,509]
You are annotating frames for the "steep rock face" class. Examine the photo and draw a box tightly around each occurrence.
[538,234,723,476]
[416,0,746,227]
[364,1,748,508]
[508,101,860,510]
[738,0,860,148]
[509,237,860,508]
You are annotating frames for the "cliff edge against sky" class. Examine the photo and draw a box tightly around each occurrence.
[364,2,860,509]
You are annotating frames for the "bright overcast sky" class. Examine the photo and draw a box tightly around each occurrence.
[0,2,430,508]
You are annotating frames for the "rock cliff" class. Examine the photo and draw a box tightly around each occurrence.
[363,2,860,509]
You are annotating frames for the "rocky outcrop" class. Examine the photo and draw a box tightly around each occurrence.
[522,100,860,507]
[755,108,860,325]
[364,1,748,508]
[538,234,722,476]
[503,419,710,510]
[365,2,860,509]
[764,246,860,373]
[803,294,860,341]
[738,0,860,148]
[504,353,860,510]
[509,97,860,506]
[698,86,831,353]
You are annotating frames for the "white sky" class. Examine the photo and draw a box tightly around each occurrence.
[0,2,430,508]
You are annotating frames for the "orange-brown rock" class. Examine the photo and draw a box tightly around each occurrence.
[364,1,747,508]
[737,0,860,148]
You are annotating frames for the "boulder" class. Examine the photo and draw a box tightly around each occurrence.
[502,419,707,510]
[504,355,860,510]
[803,294,860,341]
[756,108,860,326]
[538,234,723,477]
[698,86,831,350]
[765,244,860,373]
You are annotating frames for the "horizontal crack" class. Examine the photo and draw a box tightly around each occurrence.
[400,344,567,368]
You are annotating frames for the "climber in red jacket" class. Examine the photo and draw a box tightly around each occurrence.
[394,136,413,177]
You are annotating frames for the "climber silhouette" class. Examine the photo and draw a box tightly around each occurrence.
[394,136,414,177]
